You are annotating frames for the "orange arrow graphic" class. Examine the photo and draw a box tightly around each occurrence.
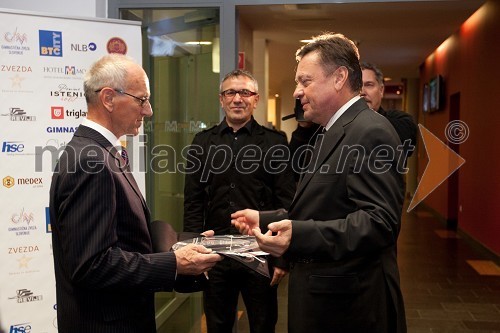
[407,124,466,212]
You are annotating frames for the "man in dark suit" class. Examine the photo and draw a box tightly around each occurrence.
[289,62,417,180]
[232,33,407,333]
[49,54,221,333]
[183,70,295,333]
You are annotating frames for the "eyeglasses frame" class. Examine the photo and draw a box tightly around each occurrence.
[95,88,150,107]
[220,89,258,99]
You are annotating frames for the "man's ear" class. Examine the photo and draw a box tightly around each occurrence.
[100,88,115,112]
[333,66,349,91]
[253,94,260,108]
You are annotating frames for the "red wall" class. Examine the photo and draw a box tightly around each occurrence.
[418,0,500,255]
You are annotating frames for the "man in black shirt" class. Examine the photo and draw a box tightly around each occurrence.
[183,70,295,333]
[360,62,417,160]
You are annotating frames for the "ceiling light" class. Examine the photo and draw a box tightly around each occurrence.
[185,41,212,45]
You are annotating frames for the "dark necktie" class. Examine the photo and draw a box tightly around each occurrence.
[121,147,129,167]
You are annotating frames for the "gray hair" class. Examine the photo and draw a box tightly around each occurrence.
[219,69,259,93]
[360,62,384,86]
[83,54,137,104]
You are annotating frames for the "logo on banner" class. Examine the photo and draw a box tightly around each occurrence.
[71,42,97,52]
[1,107,36,122]
[46,126,79,134]
[39,30,62,57]
[2,176,43,188]
[17,255,34,268]
[2,74,34,95]
[1,64,32,72]
[2,141,25,153]
[8,322,32,333]
[51,106,64,119]
[3,176,15,188]
[107,37,127,54]
[9,74,25,88]
[8,245,40,254]
[50,107,87,120]
[2,27,31,56]
[6,253,40,277]
[8,288,43,303]
[9,207,37,236]
[43,66,86,79]
[45,207,52,233]
[51,84,85,102]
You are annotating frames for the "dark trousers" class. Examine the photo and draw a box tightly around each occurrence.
[204,257,278,333]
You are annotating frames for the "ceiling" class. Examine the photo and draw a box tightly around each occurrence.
[238,1,485,94]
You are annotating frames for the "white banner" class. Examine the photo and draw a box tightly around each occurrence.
[0,9,142,333]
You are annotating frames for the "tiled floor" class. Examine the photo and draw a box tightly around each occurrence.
[233,206,500,332]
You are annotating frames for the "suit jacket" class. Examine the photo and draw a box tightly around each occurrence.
[261,99,406,333]
[49,126,177,333]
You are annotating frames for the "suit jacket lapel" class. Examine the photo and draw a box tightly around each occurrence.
[293,125,345,203]
[291,99,369,209]
[75,126,150,215]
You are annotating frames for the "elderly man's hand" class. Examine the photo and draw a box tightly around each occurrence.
[174,244,222,275]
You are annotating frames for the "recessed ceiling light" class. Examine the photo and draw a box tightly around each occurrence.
[185,41,212,45]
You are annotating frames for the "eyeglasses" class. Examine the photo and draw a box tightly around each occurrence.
[220,89,258,98]
[95,88,150,107]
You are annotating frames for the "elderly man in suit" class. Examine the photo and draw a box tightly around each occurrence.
[49,54,221,333]
[232,33,407,333]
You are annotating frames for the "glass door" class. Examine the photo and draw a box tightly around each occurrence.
[120,8,220,333]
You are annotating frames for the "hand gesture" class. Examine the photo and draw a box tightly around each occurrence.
[231,209,259,235]
[253,220,292,257]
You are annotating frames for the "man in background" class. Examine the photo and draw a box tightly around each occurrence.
[184,70,295,333]
[360,61,417,161]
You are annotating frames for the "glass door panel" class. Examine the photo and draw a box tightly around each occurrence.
[120,7,220,333]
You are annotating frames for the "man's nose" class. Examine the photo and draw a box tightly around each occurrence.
[143,103,153,117]
[293,87,303,99]
[233,92,243,101]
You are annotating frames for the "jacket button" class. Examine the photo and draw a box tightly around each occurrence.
[230,183,236,189]
[229,201,235,206]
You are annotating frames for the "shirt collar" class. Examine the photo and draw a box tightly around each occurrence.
[324,95,361,131]
[220,116,254,135]
[81,118,123,151]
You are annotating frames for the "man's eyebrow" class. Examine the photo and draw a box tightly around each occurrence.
[295,74,311,82]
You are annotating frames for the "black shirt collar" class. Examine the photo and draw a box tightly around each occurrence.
[220,116,255,135]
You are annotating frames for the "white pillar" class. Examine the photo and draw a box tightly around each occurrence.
[252,37,269,127]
